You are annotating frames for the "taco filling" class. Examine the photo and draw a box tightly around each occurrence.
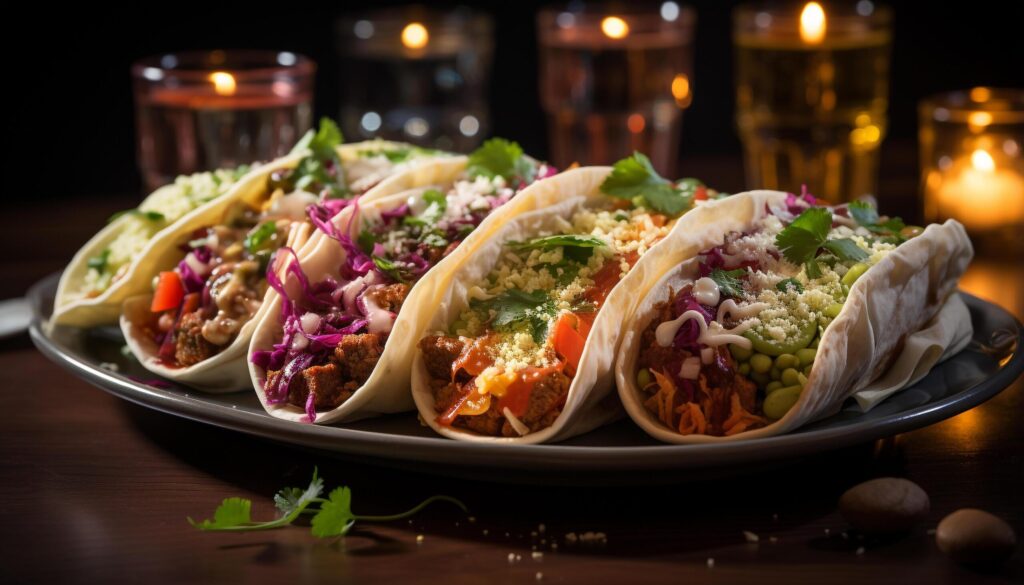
[252,139,557,421]
[130,120,360,368]
[418,154,717,437]
[634,191,923,436]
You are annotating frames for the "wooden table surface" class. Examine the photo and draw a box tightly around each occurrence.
[2,157,1022,584]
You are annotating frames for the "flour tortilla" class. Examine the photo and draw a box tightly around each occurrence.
[409,167,719,444]
[247,158,544,422]
[615,190,975,443]
[52,141,446,329]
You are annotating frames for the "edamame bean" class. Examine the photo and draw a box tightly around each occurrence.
[766,381,783,394]
[797,372,808,386]
[796,348,817,367]
[842,262,870,287]
[750,354,773,374]
[824,303,844,319]
[763,385,802,419]
[738,363,751,376]
[803,364,813,376]
[745,318,817,356]
[730,344,753,361]
[781,368,800,386]
[636,368,652,389]
[775,353,798,369]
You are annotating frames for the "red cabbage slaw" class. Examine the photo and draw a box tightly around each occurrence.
[252,166,556,421]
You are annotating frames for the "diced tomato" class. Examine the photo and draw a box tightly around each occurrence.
[694,185,708,201]
[585,259,623,307]
[650,214,667,227]
[151,271,185,313]
[552,313,590,375]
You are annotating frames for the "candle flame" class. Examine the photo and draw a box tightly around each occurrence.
[209,71,236,96]
[401,22,429,50]
[671,73,691,107]
[601,16,629,39]
[971,149,995,173]
[800,2,826,44]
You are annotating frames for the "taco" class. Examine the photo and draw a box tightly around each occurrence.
[116,120,451,391]
[248,138,558,421]
[410,155,720,443]
[52,118,449,328]
[615,189,973,442]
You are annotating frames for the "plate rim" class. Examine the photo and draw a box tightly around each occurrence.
[28,273,1024,472]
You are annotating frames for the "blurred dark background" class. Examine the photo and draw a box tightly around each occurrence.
[7,0,1024,205]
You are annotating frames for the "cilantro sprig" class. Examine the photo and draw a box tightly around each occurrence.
[467,138,535,184]
[775,207,868,277]
[708,268,746,298]
[289,118,348,198]
[847,201,906,234]
[404,189,447,228]
[509,234,606,263]
[189,468,466,538]
[469,288,594,343]
[600,152,695,216]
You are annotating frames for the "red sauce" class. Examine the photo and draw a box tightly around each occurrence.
[497,362,566,418]
[451,335,498,380]
[584,258,625,307]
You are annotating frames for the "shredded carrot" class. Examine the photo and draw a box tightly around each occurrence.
[649,370,678,429]
[722,393,767,435]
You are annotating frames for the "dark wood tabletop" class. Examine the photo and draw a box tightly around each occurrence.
[2,152,1022,584]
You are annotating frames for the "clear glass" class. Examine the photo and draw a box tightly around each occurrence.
[537,2,696,175]
[733,2,891,203]
[336,7,493,152]
[920,88,1024,256]
[132,50,315,192]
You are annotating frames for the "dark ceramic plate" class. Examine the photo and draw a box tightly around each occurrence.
[29,273,1022,482]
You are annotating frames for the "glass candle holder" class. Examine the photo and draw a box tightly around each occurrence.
[733,2,891,203]
[132,50,315,193]
[336,7,493,152]
[537,2,696,175]
[920,88,1024,256]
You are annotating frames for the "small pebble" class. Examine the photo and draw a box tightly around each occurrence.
[936,508,1017,565]
[839,477,930,533]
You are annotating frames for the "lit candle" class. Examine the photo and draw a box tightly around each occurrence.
[930,149,1024,230]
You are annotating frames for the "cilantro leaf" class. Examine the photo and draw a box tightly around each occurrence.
[311,487,356,538]
[847,201,879,226]
[107,209,166,224]
[245,222,278,253]
[467,138,534,183]
[404,189,447,228]
[822,238,869,263]
[600,152,692,216]
[290,118,348,198]
[273,470,325,517]
[87,249,110,273]
[471,289,556,343]
[292,117,343,159]
[775,207,832,266]
[709,268,746,298]
[776,277,804,293]
[509,234,606,263]
[357,230,379,255]
[373,256,408,283]
[189,497,252,530]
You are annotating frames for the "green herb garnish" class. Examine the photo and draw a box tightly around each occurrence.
[471,289,557,343]
[357,230,379,255]
[822,238,869,263]
[189,468,465,538]
[709,268,747,298]
[291,118,347,198]
[404,189,447,228]
[509,234,606,263]
[775,207,832,276]
[600,152,693,216]
[848,201,906,234]
[775,277,804,293]
[107,209,166,224]
[87,249,110,273]
[373,256,408,283]
[244,222,278,253]
[467,138,535,183]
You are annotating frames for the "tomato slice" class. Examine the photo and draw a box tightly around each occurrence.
[151,271,185,313]
[584,259,623,307]
[551,313,589,375]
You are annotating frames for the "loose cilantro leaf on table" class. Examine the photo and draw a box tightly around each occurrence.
[600,152,693,215]
[189,468,465,538]
[467,138,535,184]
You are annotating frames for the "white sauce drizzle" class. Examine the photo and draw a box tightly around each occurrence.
[692,277,720,306]
[363,291,396,334]
[655,309,760,350]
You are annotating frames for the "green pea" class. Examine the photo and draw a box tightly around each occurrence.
[738,362,751,376]
[781,368,800,386]
[766,381,783,394]
[744,319,817,356]
[842,262,870,287]
[824,303,844,319]
[796,348,817,367]
[797,372,808,387]
[750,354,773,374]
[770,366,781,381]
[730,344,753,361]
[636,368,652,389]
[763,385,802,419]
[775,353,798,369]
